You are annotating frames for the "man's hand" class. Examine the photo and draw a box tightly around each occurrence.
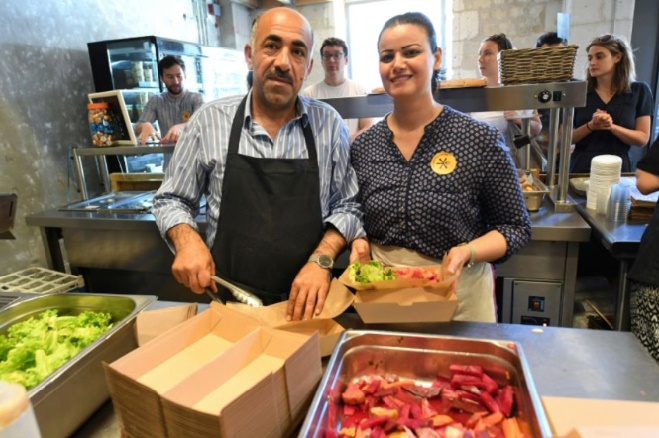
[161,123,186,144]
[349,238,370,264]
[168,224,216,294]
[137,123,160,145]
[286,263,331,321]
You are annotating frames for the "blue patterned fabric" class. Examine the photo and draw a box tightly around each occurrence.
[351,106,531,263]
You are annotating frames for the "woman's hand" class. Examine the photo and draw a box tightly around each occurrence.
[349,238,371,264]
[441,245,472,280]
[591,110,612,130]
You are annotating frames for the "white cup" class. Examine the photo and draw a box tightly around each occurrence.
[0,382,42,437]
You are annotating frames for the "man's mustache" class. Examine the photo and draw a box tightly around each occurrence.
[265,68,293,84]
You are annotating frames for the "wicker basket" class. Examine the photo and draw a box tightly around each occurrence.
[499,45,578,85]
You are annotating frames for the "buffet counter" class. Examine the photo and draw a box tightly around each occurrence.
[26,197,590,324]
[71,304,659,437]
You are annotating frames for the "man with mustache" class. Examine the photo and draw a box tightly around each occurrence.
[153,7,364,321]
[135,55,204,168]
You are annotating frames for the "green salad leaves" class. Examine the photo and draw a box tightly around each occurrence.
[0,309,114,389]
[348,261,397,284]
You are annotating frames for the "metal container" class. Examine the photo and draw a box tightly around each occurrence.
[519,169,549,212]
[299,330,553,437]
[0,292,156,438]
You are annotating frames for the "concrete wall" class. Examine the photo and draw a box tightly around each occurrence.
[452,0,635,80]
[0,0,203,275]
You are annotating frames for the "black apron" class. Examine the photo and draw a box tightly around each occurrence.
[211,96,323,305]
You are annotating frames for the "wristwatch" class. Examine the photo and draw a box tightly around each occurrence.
[308,254,334,270]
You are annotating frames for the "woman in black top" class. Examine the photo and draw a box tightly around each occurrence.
[628,136,659,362]
[571,34,652,173]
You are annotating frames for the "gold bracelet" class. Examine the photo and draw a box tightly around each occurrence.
[458,243,476,268]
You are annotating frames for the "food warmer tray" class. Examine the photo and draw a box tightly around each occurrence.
[0,292,156,438]
[58,191,155,213]
[299,330,553,437]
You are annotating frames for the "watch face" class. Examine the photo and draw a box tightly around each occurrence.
[317,255,333,269]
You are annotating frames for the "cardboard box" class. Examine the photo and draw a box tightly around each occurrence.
[226,278,354,357]
[542,396,659,438]
[135,303,198,346]
[352,286,458,323]
[339,265,458,323]
[105,303,321,438]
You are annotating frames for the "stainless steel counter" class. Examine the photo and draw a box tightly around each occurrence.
[26,197,591,322]
[71,307,659,438]
[575,202,647,331]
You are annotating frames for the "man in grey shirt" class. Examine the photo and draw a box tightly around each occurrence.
[135,55,204,167]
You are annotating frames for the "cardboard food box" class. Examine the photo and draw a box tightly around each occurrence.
[542,396,659,438]
[104,303,321,438]
[226,279,354,357]
[339,264,458,323]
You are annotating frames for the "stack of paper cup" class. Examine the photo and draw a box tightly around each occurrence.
[586,155,622,210]
[0,382,42,437]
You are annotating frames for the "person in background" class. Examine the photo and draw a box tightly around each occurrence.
[535,32,569,164]
[302,37,375,142]
[570,34,652,173]
[135,55,205,169]
[471,33,542,165]
[536,31,567,49]
[349,12,531,322]
[628,136,659,362]
[152,7,365,321]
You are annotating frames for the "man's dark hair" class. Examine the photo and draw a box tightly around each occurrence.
[536,32,567,48]
[158,55,185,78]
[320,37,349,57]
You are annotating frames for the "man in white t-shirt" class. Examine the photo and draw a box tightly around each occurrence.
[302,38,374,142]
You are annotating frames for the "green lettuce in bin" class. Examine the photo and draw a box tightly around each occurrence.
[0,309,114,389]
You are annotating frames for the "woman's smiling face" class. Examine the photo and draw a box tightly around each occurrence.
[378,23,441,99]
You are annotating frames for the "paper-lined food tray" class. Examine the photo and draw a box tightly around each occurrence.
[338,261,458,323]
[339,261,454,291]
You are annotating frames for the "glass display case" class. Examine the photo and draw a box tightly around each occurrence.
[87,36,248,173]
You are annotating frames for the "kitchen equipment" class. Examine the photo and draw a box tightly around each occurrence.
[211,275,263,307]
[0,267,84,294]
[204,287,224,304]
[0,292,156,438]
[58,190,155,213]
[0,193,17,240]
[299,330,553,437]
[519,169,550,212]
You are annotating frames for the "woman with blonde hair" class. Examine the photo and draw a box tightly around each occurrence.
[571,34,653,173]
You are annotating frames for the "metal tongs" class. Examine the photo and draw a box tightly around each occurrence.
[207,275,263,308]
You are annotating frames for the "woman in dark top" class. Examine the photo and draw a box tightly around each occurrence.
[571,34,652,173]
[349,12,531,322]
[628,136,659,362]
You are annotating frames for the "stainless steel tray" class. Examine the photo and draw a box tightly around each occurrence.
[58,191,155,213]
[299,330,552,437]
[0,292,156,438]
